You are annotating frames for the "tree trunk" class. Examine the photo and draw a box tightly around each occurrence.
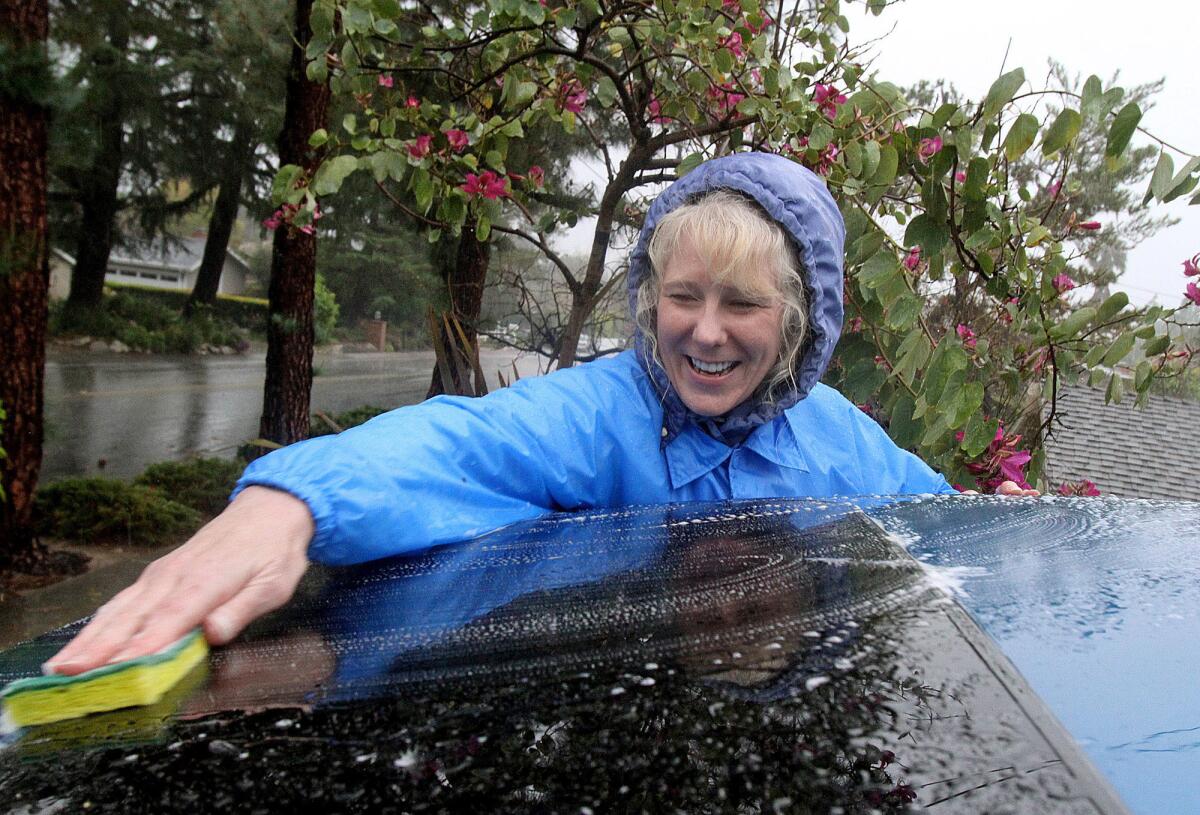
[555,145,649,369]
[0,0,50,565]
[185,123,253,316]
[252,0,330,455]
[63,11,129,313]
[426,218,490,398]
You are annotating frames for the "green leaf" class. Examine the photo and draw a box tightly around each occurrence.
[1096,291,1129,322]
[499,118,524,138]
[888,395,920,449]
[411,167,432,212]
[271,164,304,205]
[1146,151,1175,201]
[964,415,1000,458]
[980,68,1025,121]
[595,75,619,107]
[862,140,881,179]
[1040,109,1081,156]
[1105,372,1123,404]
[1142,334,1170,356]
[308,128,329,148]
[858,248,899,287]
[903,214,949,257]
[1135,360,1153,391]
[1101,332,1136,366]
[947,381,984,428]
[311,155,359,196]
[714,47,734,74]
[1080,75,1104,120]
[476,216,491,241]
[1104,102,1142,160]
[844,139,863,176]
[886,294,923,331]
[808,121,835,150]
[677,153,704,175]
[1002,113,1039,161]
[893,330,931,384]
[342,113,357,135]
[1048,306,1097,341]
[866,145,897,201]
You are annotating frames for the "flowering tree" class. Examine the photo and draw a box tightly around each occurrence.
[273,0,1198,491]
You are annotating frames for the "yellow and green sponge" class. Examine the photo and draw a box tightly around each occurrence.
[1,629,208,731]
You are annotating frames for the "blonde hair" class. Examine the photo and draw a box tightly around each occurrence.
[635,190,809,404]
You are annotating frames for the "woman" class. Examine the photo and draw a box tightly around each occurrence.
[46,153,1032,676]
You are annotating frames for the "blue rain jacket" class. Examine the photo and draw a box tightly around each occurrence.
[236,153,954,565]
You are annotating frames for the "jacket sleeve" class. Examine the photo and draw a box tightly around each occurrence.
[232,364,625,565]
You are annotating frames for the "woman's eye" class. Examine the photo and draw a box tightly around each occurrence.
[730,300,764,310]
[667,292,697,303]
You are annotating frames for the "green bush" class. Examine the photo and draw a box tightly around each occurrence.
[50,290,249,353]
[134,457,244,517]
[314,273,340,345]
[104,283,269,331]
[35,477,201,546]
[309,405,389,437]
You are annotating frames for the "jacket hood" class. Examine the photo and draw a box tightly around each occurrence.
[627,152,846,444]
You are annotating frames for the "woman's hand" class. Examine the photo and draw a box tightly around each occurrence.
[43,486,314,676]
[960,480,1041,497]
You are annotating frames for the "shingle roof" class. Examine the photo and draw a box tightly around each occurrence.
[1043,385,1200,501]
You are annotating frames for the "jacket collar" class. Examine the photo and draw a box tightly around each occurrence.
[664,413,810,490]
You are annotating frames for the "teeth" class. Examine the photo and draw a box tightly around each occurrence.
[689,356,736,374]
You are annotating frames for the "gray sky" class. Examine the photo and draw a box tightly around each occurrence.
[558,1,1197,308]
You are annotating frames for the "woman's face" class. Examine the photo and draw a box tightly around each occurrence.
[656,237,784,416]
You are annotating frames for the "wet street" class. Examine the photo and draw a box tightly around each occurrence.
[42,346,549,482]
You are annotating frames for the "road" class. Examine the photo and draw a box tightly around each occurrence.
[42,346,549,482]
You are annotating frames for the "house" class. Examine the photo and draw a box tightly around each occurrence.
[1043,384,1200,501]
[49,234,252,300]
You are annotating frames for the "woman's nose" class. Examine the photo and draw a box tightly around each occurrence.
[692,301,727,346]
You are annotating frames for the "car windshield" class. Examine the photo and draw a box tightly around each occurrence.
[3,496,1195,813]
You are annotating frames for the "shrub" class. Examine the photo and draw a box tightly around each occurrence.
[50,290,248,353]
[134,457,244,517]
[35,478,201,546]
[314,273,340,345]
[309,405,389,437]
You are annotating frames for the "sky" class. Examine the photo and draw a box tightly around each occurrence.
[558,0,1198,308]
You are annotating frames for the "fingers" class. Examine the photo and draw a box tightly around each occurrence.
[44,487,314,674]
[995,480,1041,497]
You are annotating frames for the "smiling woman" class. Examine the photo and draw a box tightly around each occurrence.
[46,153,992,679]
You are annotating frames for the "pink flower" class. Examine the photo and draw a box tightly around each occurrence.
[954,171,967,183]
[262,212,282,230]
[378,74,394,89]
[902,246,922,271]
[707,82,744,114]
[847,316,863,332]
[647,96,670,125]
[1182,253,1200,276]
[1186,281,1200,307]
[1047,180,1062,198]
[815,142,838,175]
[745,14,772,35]
[527,165,544,188]
[1078,220,1101,231]
[461,170,509,200]
[956,323,977,349]
[1053,273,1077,293]
[811,84,847,119]
[1058,479,1100,497]
[917,136,943,160]
[965,423,1033,492]
[558,79,587,113]
[407,134,432,158]
[406,95,420,108]
[718,31,745,58]
[444,128,469,152]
